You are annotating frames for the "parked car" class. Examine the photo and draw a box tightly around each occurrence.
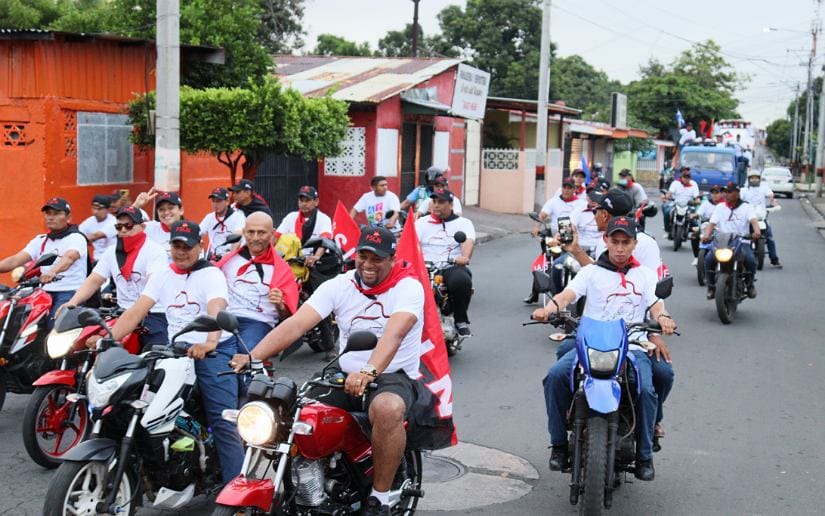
[760,167,794,198]
[680,145,738,191]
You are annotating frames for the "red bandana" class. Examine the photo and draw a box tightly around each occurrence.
[217,245,300,314]
[352,261,416,297]
[117,232,146,279]
[160,223,171,233]
[562,194,580,203]
[169,262,189,275]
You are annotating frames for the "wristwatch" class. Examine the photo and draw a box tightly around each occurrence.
[359,364,379,378]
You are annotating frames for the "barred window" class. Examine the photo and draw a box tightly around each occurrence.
[77,112,133,185]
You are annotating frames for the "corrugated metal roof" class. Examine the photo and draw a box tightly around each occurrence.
[273,55,462,104]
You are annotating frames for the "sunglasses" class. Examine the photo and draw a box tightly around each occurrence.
[114,222,136,231]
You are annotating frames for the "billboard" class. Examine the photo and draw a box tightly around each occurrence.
[451,64,490,120]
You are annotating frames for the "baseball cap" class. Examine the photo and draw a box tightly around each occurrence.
[42,197,71,214]
[91,194,112,208]
[590,189,634,216]
[297,185,318,199]
[116,206,144,224]
[571,168,586,177]
[618,169,632,177]
[169,220,201,247]
[355,226,397,258]
[430,187,455,202]
[606,216,637,239]
[709,185,721,193]
[156,191,182,207]
[208,187,229,200]
[229,179,254,192]
[562,177,575,188]
[723,182,740,192]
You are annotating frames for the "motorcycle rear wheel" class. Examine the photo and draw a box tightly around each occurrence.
[672,225,682,252]
[43,460,137,516]
[0,379,6,411]
[696,249,706,286]
[23,384,90,469]
[756,239,765,271]
[579,416,609,516]
[715,273,736,324]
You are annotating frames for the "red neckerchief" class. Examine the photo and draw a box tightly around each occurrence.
[217,245,299,314]
[561,194,580,203]
[627,179,635,189]
[352,261,416,297]
[160,223,171,233]
[428,213,459,224]
[116,232,147,278]
[169,259,212,275]
[40,224,83,253]
[596,251,640,288]
[212,206,235,231]
[576,186,586,195]
[725,198,743,210]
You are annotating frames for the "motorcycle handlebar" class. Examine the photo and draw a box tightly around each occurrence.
[307,379,378,390]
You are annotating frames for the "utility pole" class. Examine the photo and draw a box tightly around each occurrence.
[411,0,420,58]
[154,0,181,192]
[535,0,552,201]
[815,0,824,197]
[792,83,800,166]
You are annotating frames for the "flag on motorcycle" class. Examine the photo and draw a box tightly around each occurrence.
[531,253,547,272]
[332,200,361,261]
[675,108,686,128]
[579,155,591,184]
[396,209,458,449]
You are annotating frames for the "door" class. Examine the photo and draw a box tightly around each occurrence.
[254,154,318,223]
[400,122,434,198]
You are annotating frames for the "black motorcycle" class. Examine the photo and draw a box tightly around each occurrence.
[426,231,469,356]
[527,213,584,315]
[709,232,752,324]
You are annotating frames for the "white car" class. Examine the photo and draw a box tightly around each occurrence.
[760,167,794,198]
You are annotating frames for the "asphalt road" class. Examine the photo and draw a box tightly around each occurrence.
[1,195,823,515]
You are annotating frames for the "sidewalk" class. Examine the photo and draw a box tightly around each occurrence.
[463,206,532,244]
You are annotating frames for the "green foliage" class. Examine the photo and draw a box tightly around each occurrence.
[0,0,65,28]
[765,118,792,160]
[313,34,372,57]
[550,55,622,122]
[257,0,305,53]
[376,23,447,58]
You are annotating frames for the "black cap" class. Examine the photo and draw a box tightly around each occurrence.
[723,182,740,192]
[91,194,112,208]
[229,179,254,192]
[116,206,144,224]
[356,226,397,257]
[169,220,201,247]
[42,197,71,214]
[430,187,455,202]
[562,177,575,188]
[618,169,632,177]
[590,189,634,216]
[156,191,182,207]
[571,168,586,177]
[606,216,637,239]
[296,185,318,199]
[208,187,229,200]
[709,185,721,193]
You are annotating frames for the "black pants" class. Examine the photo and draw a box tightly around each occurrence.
[442,266,473,325]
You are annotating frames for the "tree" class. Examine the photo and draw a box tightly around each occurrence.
[376,23,446,58]
[257,0,305,54]
[0,0,66,28]
[765,118,792,159]
[549,55,622,122]
[313,34,372,57]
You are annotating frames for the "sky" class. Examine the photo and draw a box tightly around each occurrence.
[300,0,821,128]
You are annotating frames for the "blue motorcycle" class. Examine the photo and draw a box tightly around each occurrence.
[695,220,713,286]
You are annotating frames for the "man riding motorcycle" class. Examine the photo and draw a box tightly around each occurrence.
[617,169,648,208]
[415,188,476,339]
[702,183,761,300]
[400,166,464,217]
[230,226,425,516]
[662,167,700,234]
[199,187,245,260]
[533,216,678,482]
[741,170,783,268]
[534,177,588,236]
[351,175,401,230]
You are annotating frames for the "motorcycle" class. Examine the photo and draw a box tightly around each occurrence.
[666,201,696,252]
[527,213,584,315]
[0,252,59,411]
[214,321,424,516]
[528,277,675,515]
[694,220,713,286]
[22,306,141,468]
[209,233,243,262]
[751,205,780,270]
[710,232,752,324]
[426,231,469,356]
[43,310,225,516]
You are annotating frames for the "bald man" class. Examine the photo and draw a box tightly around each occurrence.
[217,212,299,353]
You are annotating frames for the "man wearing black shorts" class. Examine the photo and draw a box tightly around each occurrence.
[231,226,424,516]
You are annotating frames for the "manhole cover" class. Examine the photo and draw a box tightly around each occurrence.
[422,454,464,483]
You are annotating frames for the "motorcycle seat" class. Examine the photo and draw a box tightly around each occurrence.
[95,347,145,379]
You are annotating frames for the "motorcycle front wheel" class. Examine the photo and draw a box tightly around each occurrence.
[23,384,90,468]
[672,224,682,252]
[755,239,766,270]
[213,505,271,516]
[44,460,137,516]
[715,272,737,324]
[696,249,706,286]
[580,416,609,516]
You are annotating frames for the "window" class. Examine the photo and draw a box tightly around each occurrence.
[77,112,133,185]
[325,127,366,176]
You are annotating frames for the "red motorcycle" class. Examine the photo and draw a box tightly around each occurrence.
[0,253,60,411]
[22,306,141,468]
[213,318,424,516]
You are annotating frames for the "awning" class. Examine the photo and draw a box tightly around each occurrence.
[401,88,453,116]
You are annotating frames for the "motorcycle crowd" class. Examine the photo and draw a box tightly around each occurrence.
[0,155,785,515]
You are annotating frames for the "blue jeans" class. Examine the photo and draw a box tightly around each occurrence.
[765,223,779,262]
[662,202,674,232]
[544,347,658,460]
[139,313,168,352]
[705,242,756,286]
[46,290,75,330]
[194,341,244,484]
[226,317,274,396]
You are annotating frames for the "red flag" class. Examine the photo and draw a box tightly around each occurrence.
[396,209,458,447]
[705,118,715,139]
[332,200,360,260]
[531,253,547,272]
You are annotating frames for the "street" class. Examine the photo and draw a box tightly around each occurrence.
[1,196,823,515]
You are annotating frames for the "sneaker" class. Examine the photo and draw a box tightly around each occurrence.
[634,459,655,481]
[771,261,783,269]
[691,258,698,267]
[456,323,472,338]
[361,496,390,516]
[654,423,666,438]
[548,444,570,471]
[706,288,715,300]
[747,284,757,299]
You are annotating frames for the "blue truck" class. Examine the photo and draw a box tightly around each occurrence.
[678,145,738,191]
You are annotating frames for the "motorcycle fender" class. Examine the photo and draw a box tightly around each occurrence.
[215,477,274,512]
[32,369,76,387]
[60,437,117,462]
[583,377,620,414]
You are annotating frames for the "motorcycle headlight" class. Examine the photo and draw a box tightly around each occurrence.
[587,349,619,374]
[87,372,130,409]
[237,401,281,446]
[46,328,83,359]
[714,248,733,262]
[563,255,581,274]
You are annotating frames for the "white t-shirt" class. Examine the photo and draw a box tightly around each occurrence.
[741,184,773,208]
[697,200,719,220]
[79,214,117,259]
[220,253,281,326]
[709,201,756,235]
[594,232,661,274]
[415,215,476,266]
[143,221,172,261]
[276,211,333,255]
[199,209,245,255]
[573,209,601,250]
[91,238,167,312]
[306,271,424,378]
[141,264,230,345]
[668,180,700,205]
[540,195,588,233]
[23,232,88,292]
[416,196,464,216]
[567,262,658,340]
[679,129,697,145]
[354,191,401,225]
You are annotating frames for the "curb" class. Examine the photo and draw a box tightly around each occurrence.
[798,195,825,240]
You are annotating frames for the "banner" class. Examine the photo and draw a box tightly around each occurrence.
[332,200,360,260]
[579,155,591,184]
[531,253,547,273]
[396,210,457,448]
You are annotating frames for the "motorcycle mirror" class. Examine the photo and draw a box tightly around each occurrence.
[344,331,378,353]
[453,231,467,244]
[528,212,543,224]
[54,306,84,332]
[654,276,674,300]
[385,210,396,218]
[171,315,221,342]
[216,310,240,333]
[642,203,658,218]
[223,233,242,245]
[35,253,58,267]
[77,308,104,328]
